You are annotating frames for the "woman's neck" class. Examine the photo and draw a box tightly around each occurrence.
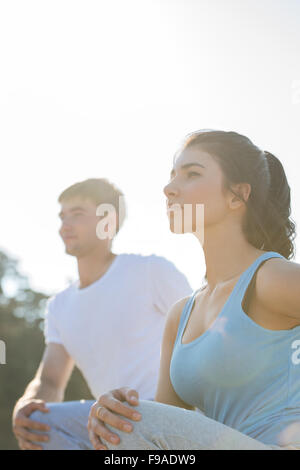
[198,219,265,291]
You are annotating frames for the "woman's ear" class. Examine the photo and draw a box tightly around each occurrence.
[228,182,251,210]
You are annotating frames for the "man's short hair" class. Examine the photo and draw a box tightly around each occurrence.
[58,178,126,233]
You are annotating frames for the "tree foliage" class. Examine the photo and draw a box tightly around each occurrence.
[0,251,93,450]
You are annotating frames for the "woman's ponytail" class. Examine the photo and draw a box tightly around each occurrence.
[259,151,296,259]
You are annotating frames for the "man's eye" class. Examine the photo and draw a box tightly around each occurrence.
[187,172,200,177]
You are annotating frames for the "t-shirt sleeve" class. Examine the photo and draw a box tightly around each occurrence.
[148,255,193,316]
[43,296,63,345]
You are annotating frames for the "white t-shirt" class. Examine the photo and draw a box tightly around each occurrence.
[44,253,192,400]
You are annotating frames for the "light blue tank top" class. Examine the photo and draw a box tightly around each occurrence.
[170,251,300,447]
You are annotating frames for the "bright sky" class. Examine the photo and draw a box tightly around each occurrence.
[0,0,300,296]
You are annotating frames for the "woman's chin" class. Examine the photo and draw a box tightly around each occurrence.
[168,223,188,235]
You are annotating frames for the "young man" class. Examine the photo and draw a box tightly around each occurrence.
[12,178,192,450]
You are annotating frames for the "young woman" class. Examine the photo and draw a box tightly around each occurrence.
[87,130,300,450]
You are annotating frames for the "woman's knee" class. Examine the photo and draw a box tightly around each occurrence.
[103,400,162,450]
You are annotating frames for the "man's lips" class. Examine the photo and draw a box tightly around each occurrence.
[62,236,77,241]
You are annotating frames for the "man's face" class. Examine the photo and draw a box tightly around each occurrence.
[58,196,102,257]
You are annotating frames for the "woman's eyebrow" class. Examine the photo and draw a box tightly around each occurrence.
[170,162,206,178]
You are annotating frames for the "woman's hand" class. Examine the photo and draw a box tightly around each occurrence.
[87,387,142,450]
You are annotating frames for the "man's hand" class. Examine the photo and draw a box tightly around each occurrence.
[12,399,51,450]
[87,387,142,450]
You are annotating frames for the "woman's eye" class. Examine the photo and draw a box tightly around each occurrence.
[187,172,200,177]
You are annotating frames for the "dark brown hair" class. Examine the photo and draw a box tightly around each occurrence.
[183,130,296,259]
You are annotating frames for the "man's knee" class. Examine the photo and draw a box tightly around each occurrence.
[30,403,57,427]
[30,403,84,450]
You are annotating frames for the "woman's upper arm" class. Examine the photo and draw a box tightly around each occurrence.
[256,258,300,321]
[155,297,195,410]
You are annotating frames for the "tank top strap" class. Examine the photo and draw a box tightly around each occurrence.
[231,251,286,308]
[174,289,201,346]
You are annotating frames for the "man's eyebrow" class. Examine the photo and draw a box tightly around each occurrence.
[69,206,87,212]
[58,206,87,217]
[170,162,206,177]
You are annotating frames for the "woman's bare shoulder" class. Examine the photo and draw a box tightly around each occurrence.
[256,257,300,320]
[165,293,195,332]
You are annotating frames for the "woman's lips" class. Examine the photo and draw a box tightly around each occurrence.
[167,203,183,211]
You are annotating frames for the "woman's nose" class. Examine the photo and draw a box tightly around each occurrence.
[163,181,179,198]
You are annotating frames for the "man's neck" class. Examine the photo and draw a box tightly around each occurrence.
[77,250,117,289]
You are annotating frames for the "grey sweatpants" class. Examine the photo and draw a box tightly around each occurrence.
[31,399,285,450]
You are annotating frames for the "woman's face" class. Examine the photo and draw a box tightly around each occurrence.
[163,144,231,235]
